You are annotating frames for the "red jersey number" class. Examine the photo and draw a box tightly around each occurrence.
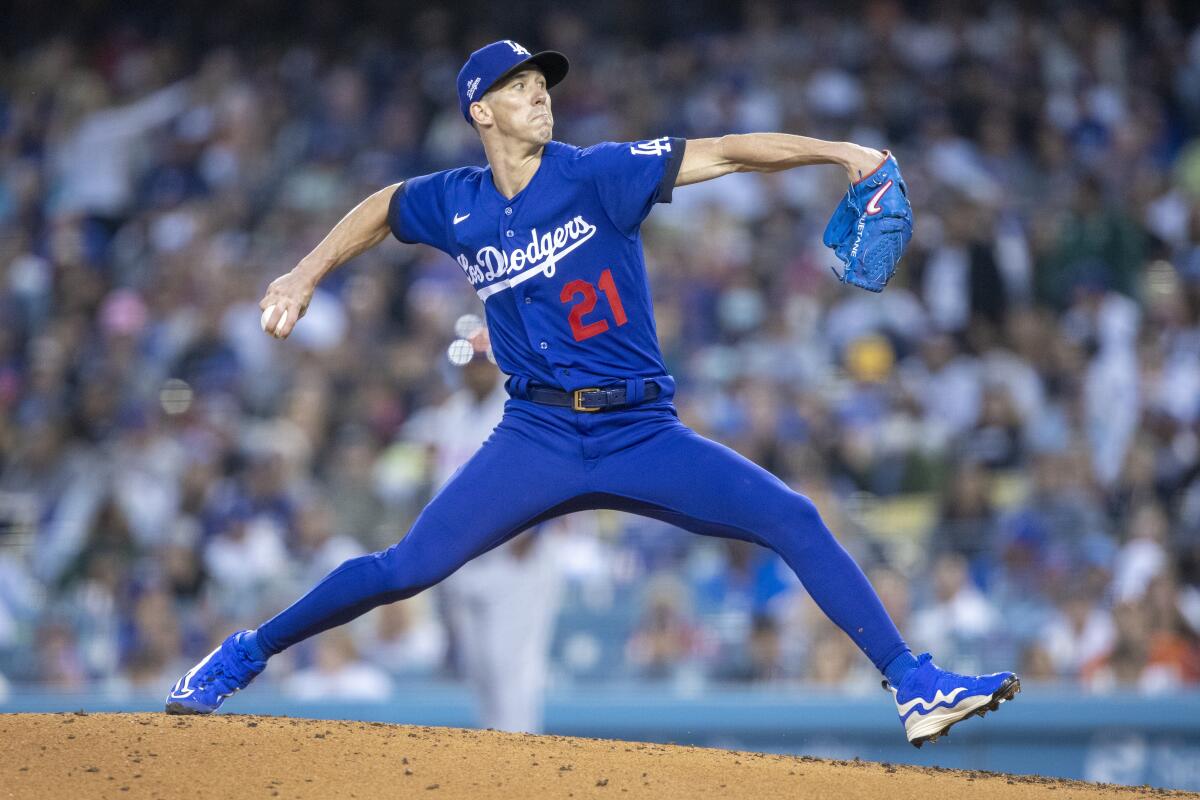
[560,269,628,342]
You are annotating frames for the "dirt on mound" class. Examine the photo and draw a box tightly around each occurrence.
[1,712,1195,800]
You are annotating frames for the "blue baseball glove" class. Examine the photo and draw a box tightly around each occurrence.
[822,151,913,293]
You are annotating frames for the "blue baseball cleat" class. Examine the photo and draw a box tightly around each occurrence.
[165,630,266,715]
[884,652,1020,747]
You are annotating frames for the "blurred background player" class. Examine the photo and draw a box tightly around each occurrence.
[407,323,564,733]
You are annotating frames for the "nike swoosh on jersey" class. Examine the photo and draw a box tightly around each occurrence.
[865,179,894,215]
[894,685,968,716]
[453,212,471,224]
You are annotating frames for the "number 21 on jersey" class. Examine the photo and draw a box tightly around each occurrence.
[560,269,627,342]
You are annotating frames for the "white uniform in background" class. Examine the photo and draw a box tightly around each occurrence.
[414,378,564,733]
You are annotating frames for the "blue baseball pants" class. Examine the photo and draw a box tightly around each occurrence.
[254,398,911,674]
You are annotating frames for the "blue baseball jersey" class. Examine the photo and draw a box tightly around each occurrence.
[387,137,685,390]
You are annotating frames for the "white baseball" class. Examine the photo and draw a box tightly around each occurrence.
[260,305,289,336]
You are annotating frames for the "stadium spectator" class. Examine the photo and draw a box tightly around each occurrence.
[911,553,998,671]
[283,629,393,702]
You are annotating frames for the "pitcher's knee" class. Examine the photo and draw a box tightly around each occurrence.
[790,494,826,529]
[762,492,834,549]
[350,543,433,599]
[371,536,462,597]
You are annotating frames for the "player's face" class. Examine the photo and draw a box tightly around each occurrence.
[479,69,553,145]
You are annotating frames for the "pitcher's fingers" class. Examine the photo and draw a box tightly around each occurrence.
[273,306,291,337]
[260,303,291,338]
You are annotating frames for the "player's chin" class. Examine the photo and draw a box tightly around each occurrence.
[529,119,553,144]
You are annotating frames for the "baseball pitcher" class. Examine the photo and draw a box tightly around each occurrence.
[166,40,1016,748]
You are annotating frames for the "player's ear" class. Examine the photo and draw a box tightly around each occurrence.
[470,100,493,129]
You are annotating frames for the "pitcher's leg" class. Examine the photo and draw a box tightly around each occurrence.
[254,506,481,656]
[254,422,584,658]
[594,421,913,678]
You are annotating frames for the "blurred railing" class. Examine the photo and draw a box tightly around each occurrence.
[5,683,1199,791]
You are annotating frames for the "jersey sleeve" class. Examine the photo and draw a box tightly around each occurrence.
[579,137,686,236]
[387,171,450,253]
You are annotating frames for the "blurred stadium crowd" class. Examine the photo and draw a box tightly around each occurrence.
[2,1,1200,703]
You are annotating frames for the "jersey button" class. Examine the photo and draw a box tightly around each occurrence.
[524,297,532,304]
[539,341,548,350]
[506,230,514,238]
[505,207,512,215]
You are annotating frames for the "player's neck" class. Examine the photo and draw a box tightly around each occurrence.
[483,136,544,199]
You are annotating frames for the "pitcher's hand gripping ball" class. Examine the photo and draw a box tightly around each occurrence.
[823,152,913,293]
[260,304,288,337]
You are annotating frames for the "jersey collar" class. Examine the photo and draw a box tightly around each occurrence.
[483,141,567,205]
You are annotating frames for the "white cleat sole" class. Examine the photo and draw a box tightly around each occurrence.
[907,675,1021,748]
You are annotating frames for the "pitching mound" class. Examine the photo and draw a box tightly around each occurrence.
[1,712,1195,799]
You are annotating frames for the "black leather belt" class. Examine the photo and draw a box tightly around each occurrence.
[526,382,662,412]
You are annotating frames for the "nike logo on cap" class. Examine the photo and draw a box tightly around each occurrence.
[866,180,894,215]
[454,212,471,224]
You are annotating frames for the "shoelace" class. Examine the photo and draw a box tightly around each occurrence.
[898,653,972,696]
[199,643,257,693]
[197,660,234,694]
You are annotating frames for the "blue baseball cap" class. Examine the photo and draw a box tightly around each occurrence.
[457,40,569,124]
